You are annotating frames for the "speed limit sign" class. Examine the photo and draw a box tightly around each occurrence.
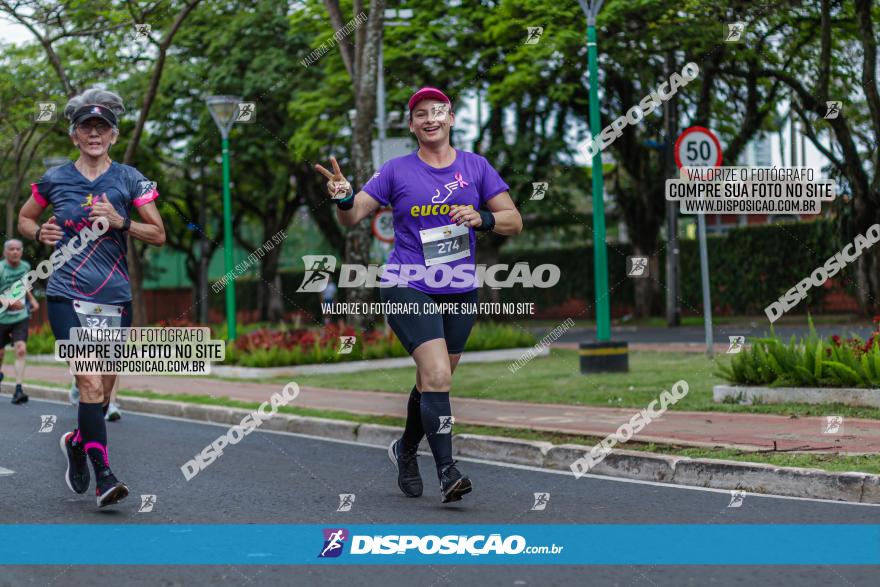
[674,126,723,169]
[372,208,394,243]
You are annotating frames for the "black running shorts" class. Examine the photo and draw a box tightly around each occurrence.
[0,317,29,346]
[47,296,133,342]
[379,286,479,355]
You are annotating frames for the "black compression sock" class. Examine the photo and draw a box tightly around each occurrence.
[78,402,109,470]
[400,385,424,452]
[420,391,454,476]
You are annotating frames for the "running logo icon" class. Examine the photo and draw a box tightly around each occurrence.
[236,103,256,123]
[138,494,156,513]
[524,27,544,44]
[38,415,56,433]
[437,416,454,434]
[823,415,843,435]
[336,494,355,512]
[825,101,842,119]
[318,528,348,558]
[530,182,548,201]
[134,23,151,41]
[727,490,746,508]
[725,22,746,42]
[531,492,550,511]
[627,256,649,278]
[727,336,745,354]
[337,336,356,354]
[431,172,469,204]
[35,102,57,123]
[297,256,337,292]
[429,103,450,122]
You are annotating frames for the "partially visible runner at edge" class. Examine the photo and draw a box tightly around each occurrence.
[0,239,40,404]
[315,86,523,504]
[19,88,166,508]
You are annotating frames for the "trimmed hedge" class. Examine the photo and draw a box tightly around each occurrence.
[678,219,847,315]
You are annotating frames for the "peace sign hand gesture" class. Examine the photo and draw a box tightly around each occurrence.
[314,156,353,200]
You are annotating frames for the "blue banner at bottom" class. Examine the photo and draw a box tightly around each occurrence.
[2,525,879,565]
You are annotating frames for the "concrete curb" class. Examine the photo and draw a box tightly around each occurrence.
[187,347,549,378]
[12,382,880,504]
[714,384,880,408]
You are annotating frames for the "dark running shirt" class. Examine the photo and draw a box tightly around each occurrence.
[30,161,159,304]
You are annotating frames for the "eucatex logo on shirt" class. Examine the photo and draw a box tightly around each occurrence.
[411,203,475,217]
[320,530,561,557]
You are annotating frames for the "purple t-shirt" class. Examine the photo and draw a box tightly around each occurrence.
[363,149,509,294]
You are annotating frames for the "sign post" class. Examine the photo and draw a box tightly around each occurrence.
[674,126,722,357]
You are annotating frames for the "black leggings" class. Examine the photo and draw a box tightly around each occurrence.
[379,286,478,355]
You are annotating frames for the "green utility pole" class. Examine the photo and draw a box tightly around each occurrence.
[221,136,236,341]
[584,2,610,342]
[577,0,628,373]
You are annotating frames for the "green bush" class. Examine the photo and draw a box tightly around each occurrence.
[26,324,56,354]
[716,317,880,388]
[497,218,848,316]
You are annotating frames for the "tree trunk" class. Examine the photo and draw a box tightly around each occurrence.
[340,0,385,331]
[6,200,14,241]
[631,244,654,318]
[269,274,283,322]
[122,0,203,327]
[856,245,880,316]
[127,241,147,324]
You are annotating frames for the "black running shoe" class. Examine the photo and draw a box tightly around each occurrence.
[439,461,472,504]
[94,468,129,508]
[11,384,28,404]
[388,439,423,497]
[60,431,90,494]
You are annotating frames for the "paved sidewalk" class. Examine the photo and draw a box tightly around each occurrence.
[20,365,880,453]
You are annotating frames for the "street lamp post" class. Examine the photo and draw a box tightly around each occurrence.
[579,0,610,342]
[206,95,241,341]
[577,0,628,373]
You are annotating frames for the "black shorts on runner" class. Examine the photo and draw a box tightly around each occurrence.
[0,318,29,347]
[47,296,133,342]
[379,286,479,355]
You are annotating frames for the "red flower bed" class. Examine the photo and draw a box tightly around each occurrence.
[827,316,880,356]
[233,324,391,352]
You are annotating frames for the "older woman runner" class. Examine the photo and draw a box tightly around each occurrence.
[20,88,166,508]
[315,87,522,504]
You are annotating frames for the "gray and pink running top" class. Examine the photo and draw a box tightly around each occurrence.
[30,162,159,304]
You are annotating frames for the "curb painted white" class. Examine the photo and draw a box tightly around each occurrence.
[13,382,880,504]
[714,384,880,408]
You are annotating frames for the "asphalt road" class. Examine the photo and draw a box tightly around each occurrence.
[1,398,878,586]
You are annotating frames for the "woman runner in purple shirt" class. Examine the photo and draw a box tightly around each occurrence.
[19,88,166,508]
[315,87,522,504]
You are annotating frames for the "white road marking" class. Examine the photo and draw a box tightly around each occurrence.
[0,467,14,475]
